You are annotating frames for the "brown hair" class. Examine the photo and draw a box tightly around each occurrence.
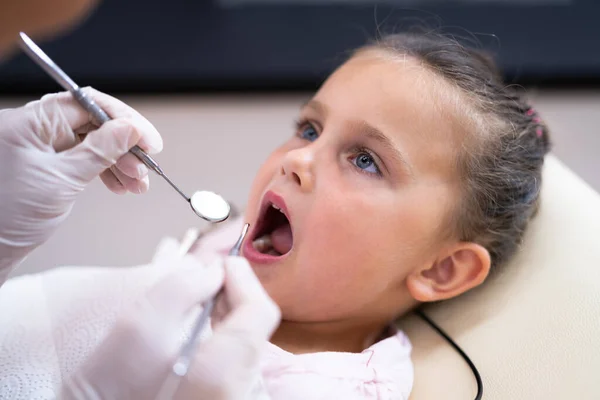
[360,32,551,269]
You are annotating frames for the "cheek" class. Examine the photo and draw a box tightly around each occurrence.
[292,184,452,318]
[306,184,442,264]
[293,192,404,307]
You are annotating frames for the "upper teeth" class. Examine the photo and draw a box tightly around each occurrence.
[271,204,281,212]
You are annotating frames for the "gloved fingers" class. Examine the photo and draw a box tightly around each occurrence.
[139,176,151,194]
[99,165,149,195]
[23,89,162,154]
[73,121,98,136]
[24,91,91,151]
[150,231,201,265]
[115,152,149,180]
[178,228,201,256]
[111,165,150,194]
[212,256,280,340]
[99,168,127,195]
[180,257,279,400]
[210,290,230,326]
[180,328,266,400]
[143,256,225,323]
[60,117,153,186]
[152,236,184,264]
[64,257,224,400]
[81,87,163,154]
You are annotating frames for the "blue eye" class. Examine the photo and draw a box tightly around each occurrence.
[352,152,380,175]
[299,124,319,142]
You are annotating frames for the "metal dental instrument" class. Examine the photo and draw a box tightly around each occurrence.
[155,223,250,400]
[173,223,250,376]
[18,32,230,223]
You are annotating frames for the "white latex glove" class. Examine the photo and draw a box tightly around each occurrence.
[0,88,163,280]
[61,254,280,400]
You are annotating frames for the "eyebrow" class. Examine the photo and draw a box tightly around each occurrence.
[355,121,413,176]
[302,100,413,176]
[301,99,327,116]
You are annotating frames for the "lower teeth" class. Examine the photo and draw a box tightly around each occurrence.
[253,234,281,256]
[253,234,273,253]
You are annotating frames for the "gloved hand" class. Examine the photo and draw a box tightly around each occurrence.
[61,254,280,400]
[0,88,163,280]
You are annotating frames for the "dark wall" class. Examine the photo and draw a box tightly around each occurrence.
[1,0,599,94]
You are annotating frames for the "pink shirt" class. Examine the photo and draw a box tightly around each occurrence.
[260,330,413,399]
[194,217,415,399]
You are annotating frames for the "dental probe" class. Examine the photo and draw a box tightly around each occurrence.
[172,223,250,377]
[155,224,250,400]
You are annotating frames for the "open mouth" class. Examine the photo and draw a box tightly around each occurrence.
[249,194,294,259]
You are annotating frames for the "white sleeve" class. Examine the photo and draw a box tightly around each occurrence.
[0,262,168,399]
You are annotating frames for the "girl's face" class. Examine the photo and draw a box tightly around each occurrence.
[243,52,465,325]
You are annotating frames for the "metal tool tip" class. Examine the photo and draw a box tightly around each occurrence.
[241,223,250,236]
[240,223,250,242]
[229,223,250,256]
[18,32,33,48]
[17,31,79,93]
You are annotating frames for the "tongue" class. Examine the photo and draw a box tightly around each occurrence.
[270,223,293,255]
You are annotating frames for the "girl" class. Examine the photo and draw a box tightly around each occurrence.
[193,31,551,399]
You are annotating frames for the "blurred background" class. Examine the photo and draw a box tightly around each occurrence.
[1,0,598,276]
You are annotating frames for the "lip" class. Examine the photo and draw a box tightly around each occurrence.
[242,190,293,265]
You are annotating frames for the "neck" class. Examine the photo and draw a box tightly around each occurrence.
[270,318,389,354]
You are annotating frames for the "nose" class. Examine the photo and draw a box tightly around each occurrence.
[280,146,315,192]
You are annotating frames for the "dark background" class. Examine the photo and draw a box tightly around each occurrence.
[0,0,598,94]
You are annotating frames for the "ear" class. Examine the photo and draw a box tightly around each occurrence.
[406,242,491,302]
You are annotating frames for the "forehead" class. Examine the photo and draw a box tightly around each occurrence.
[313,51,468,178]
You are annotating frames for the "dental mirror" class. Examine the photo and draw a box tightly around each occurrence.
[189,190,231,222]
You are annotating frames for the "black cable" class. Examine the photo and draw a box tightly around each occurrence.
[414,309,483,400]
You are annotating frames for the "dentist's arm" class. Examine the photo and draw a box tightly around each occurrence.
[0,88,163,284]
[62,255,280,400]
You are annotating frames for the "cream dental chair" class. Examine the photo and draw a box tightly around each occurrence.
[399,155,600,399]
